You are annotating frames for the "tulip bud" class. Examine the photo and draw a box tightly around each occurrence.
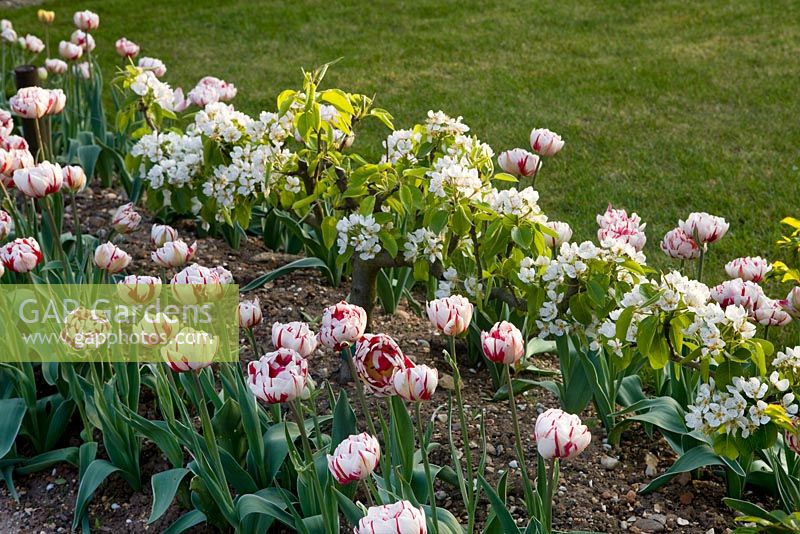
[355,501,427,534]
[327,433,380,485]
[13,161,63,198]
[117,275,161,305]
[58,40,83,60]
[62,165,87,193]
[162,327,217,372]
[543,221,572,248]
[38,10,55,24]
[785,287,800,317]
[0,237,42,273]
[9,86,51,119]
[481,321,525,365]
[0,210,13,241]
[272,321,318,356]
[21,34,45,54]
[786,419,800,456]
[754,299,792,327]
[318,301,368,351]
[725,256,771,283]
[136,312,178,347]
[45,58,68,75]
[37,68,48,81]
[425,295,473,336]
[212,265,234,284]
[679,212,729,245]
[73,10,99,31]
[111,203,141,234]
[152,239,197,268]
[392,364,438,401]
[71,30,95,52]
[534,408,591,460]
[60,308,110,350]
[238,298,263,329]
[138,57,166,77]
[529,128,564,157]
[660,227,700,260]
[94,242,132,274]
[247,348,308,404]
[150,224,178,247]
[354,334,414,396]
[497,148,540,177]
[115,37,140,58]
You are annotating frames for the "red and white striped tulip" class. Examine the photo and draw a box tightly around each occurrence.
[543,221,572,248]
[73,10,99,31]
[786,419,800,456]
[150,224,178,247]
[13,162,63,198]
[392,364,438,401]
[0,237,42,273]
[426,295,473,336]
[725,256,771,283]
[9,86,51,119]
[318,301,368,351]
[529,128,564,157]
[115,37,140,58]
[117,275,161,305]
[754,299,792,327]
[162,327,217,372]
[481,321,525,365]
[272,321,318,357]
[247,348,308,404]
[138,57,166,77]
[534,408,591,460]
[111,202,142,234]
[327,432,381,485]
[355,501,427,534]
[70,30,95,52]
[58,40,82,60]
[354,333,414,396]
[94,242,131,273]
[152,239,197,268]
[0,210,12,240]
[660,227,700,260]
[45,58,68,75]
[212,265,234,284]
[679,212,729,245]
[784,287,800,317]
[170,263,224,304]
[20,34,44,53]
[497,148,540,177]
[0,109,12,136]
[0,148,34,187]
[62,165,87,193]
[238,298,263,329]
[135,312,177,347]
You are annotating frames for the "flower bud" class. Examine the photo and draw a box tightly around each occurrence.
[111,202,142,234]
[62,165,87,193]
[392,364,438,401]
[354,334,414,396]
[272,321,318,356]
[152,239,196,268]
[162,327,217,372]
[529,128,564,157]
[150,224,178,247]
[238,298,263,329]
[247,348,308,404]
[534,408,591,460]
[497,148,540,177]
[481,321,525,365]
[425,295,473,336]
[318,301,367,351]
[327,433,380,485]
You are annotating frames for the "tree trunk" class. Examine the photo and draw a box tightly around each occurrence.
[348,256,379,327]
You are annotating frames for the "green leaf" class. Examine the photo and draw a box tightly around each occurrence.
[723,498,776,522]
[321,216,338,250]
[334,487,365,526]
[389,396,415,482]
[320,89,355,115]
[479,476,520,533]
[162,510,207,534]
[429,209,450,234]
[241,258,332,292]
[0,399,25,458]
[72,460,120,530]
[149,468,191,524]
[640,445,734,494]
[236,493,295,529]
[330,390,356,453]
[77,145,102,178]
[17,447,80,475]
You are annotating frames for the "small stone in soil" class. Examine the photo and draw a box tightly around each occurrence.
[632,517,665,532]
[600,455,620,469]
[677,518,690,526]
[509,460,519,469]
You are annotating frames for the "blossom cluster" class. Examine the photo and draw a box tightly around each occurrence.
[336,214,383,261]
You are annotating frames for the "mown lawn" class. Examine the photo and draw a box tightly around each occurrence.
[4,0,800,281]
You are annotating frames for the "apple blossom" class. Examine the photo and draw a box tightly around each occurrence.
[247,348,308,404]
[679,212,729,244]
[543,221,572,248]
[58,40,83,60]
[425,295,473,336]
[272,321,318,357]
[534,408,592,460]
[9,86,51,119]
[355,501,427,534]
[318,301,368,351]
[724,256,771,283]
[0,210,12,240]
[162,327,218,372]
[327,432,381,485]
[115,37,140,58]
[0,237,42,273]
[497,148,540,177]
[152,239,197,268]
[62,165,87,193]
[530,127,564,157]
[45,58,68,75]
[111,202,142,234]
[238,298,263,329]
[354,333,415,396]
[13,162,63,198]
[660,227,700,260]
[392,364,438,401]
[73,10,99,31]
[94,242,132,273]
[481,321,525,365]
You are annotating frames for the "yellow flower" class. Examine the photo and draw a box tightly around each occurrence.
[37,10,55,24]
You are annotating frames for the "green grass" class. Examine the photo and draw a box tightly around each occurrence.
[4,0,800,284]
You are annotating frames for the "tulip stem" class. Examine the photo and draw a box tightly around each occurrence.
[42,198,72,283]
[32,117,45,163]
[415,402,440,534]
[189,371,226,486]
[70,192,83,274]
[544,457,558,532]
[506,365,536,512]
[344,346,378,438]
[697,246,706,284]
[448,335,476,533]
[291,399,332,533]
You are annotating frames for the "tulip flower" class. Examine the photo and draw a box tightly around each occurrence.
[162,327,218,372]
[0,210,12,240]
[38,10,55,24]
[94,242,132,273]
[152,239,197,268]
[60,308,111,350]
[115,37,140,58]
[425,295,473,336]
[725,256,771,283]
[58,40,82,60]
[392,364,438,401]
[2,136,28,151]
[784,287,800,317]
[710,278,765,316]
[73,10,99,31]
[9,86,51,119]
[353,333,414,396]
[247,348,308,404]
[73,62,90,80]
[70,30,95,52]
[786,420,800,456]
[171,87,190,113]
[44,89,66,115]
[212,265,234,284]
[238,298,263,329]
[0,149,34,187]
[355,501,427,534]
[135,312,178,347]
[679,212,729,245]
[111,202,142,234]
[481,321,525,365]
[596,205,647,251]
[754,299,792,327]
[660,227,700,260]
[327,432,381,485]
[497,148,540,177]
[318,300,368,351]
[20,34,44,54]
[117,275,162,305]
[13,162,63,198]
[272,321,318,357]
[543,221,572,248]
[151,224,178,247]
[0,109,12,136]
[45,58,68,75]
[0,237,42,273]
[138,57,166,77]
[170,263,224,304]
[1,27,16,44]
[62,165,87,193]
[534,408,592,460]
[530,128,564,157]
